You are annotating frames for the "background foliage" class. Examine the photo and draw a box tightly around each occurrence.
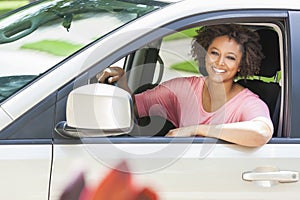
[0,0,31,16]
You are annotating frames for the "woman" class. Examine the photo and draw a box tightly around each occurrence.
[97,24,273,147]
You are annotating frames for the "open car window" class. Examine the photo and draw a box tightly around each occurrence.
[122,23,283,138]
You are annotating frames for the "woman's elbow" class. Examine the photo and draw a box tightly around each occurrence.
[252,133,271,147]
[252,126,273,147]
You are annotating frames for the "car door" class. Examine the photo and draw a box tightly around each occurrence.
[50,3,300,200]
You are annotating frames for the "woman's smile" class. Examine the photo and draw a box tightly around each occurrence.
[211,66,226,74]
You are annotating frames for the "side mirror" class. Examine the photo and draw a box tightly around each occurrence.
[56,83,133,138]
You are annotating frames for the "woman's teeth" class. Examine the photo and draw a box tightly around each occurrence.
[212,66,226,73]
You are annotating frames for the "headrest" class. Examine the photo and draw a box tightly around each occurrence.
[256,28,280,77]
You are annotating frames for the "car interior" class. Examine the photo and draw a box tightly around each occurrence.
[122,23,283,138]
[237,28,281,135]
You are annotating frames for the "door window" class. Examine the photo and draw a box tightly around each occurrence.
[124,23,283,138]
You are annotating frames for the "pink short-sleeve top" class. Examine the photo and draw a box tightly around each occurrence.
[135,76,272,129]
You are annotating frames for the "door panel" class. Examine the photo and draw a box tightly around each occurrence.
[50,141,300,200]
[0,144,52,200]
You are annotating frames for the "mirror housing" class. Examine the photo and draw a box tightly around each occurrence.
[64,83,133,137]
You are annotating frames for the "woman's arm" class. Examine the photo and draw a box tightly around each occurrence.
[166,117,273,147]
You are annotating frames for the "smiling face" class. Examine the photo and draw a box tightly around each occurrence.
[205,35,243,83]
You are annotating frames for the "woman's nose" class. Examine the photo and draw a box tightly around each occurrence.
[217,56,225,66]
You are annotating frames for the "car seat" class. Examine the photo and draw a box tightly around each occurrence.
[237,28,281,134]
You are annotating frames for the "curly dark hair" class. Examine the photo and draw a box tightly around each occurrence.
[191,24,264,79]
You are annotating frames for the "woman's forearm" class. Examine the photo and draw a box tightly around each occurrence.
[167,119,273,147]
[200,120,272,147]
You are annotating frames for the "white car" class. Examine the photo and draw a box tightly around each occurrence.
[0,0,300,199]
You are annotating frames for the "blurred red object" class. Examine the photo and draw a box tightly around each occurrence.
[59,161,158,200]
[59,171,86,200]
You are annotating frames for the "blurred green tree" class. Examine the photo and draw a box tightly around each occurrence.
[0,0,29,15]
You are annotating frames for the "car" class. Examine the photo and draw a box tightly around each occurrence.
[0,0,300,199]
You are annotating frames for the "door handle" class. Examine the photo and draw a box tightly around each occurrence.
[243,170,299,183]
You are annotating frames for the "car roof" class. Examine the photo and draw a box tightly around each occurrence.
[160,0,300,18]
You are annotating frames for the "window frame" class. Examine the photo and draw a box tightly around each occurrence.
[54,9,296,144]
[120,10,288,139]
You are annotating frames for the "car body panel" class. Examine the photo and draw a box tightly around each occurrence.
[0,107,12,129]
[1,0,300,199]
[288,11,300,137]
[50,142,300,200]
[0,144,52,200]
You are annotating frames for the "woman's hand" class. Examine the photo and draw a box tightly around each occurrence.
[166,125,207,137]
[96,66,125,84]
[96,66,132,95]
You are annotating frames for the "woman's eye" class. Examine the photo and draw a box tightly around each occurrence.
[210,51,219,56]
[227,56,236,61]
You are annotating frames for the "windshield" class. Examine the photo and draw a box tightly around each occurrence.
[0,0,172,103]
